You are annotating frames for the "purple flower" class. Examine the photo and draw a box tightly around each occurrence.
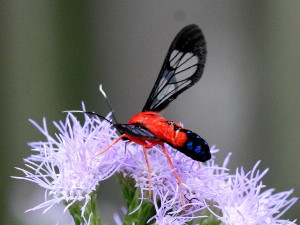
[13,102,298,224]
[13,104,127,214]
[207,161,298,225]
[149,189,207,225]
[118,142,298,224]
[119,144,231,219]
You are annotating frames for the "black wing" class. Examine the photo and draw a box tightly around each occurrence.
[114,123,160,140]
[142,24,207,112]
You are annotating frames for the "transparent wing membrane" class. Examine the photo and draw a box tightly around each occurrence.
[143,24,207,112]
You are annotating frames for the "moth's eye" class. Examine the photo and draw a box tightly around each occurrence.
[166,121,173,125]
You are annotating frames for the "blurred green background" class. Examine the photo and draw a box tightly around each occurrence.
[1,1,299,224]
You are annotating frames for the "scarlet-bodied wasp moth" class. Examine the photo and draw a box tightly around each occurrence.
[96,24,211,205]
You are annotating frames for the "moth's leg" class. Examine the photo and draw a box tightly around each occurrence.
[160,144,185,207]
[95,134,126,156]
[142,145,153,199]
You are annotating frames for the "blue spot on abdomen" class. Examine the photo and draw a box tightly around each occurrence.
[186,141,193,150]
[195,145,202,154]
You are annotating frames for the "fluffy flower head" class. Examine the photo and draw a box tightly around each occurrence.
[13,104,126,214]
[210,162,298,225]
[12,102,298,224]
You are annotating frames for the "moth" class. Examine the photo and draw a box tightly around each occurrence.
[95,24,211,204]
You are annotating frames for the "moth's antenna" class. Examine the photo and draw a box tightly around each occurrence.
[99,84,119,124]
[63,110,114,125]
[85,111,114,125]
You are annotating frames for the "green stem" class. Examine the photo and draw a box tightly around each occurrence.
[198,207,221,225]
[123,188,156,225]
[67,192,101,225]
[116,173,137,208]
[116,173,156,225]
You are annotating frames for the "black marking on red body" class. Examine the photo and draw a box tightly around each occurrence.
[115,123,159,140]
[165,120,181,131]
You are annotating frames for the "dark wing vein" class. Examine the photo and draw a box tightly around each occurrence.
[142,24,207,112]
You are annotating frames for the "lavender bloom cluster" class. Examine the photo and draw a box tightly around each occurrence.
[14,106,126,215]
[13,104,297,225]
